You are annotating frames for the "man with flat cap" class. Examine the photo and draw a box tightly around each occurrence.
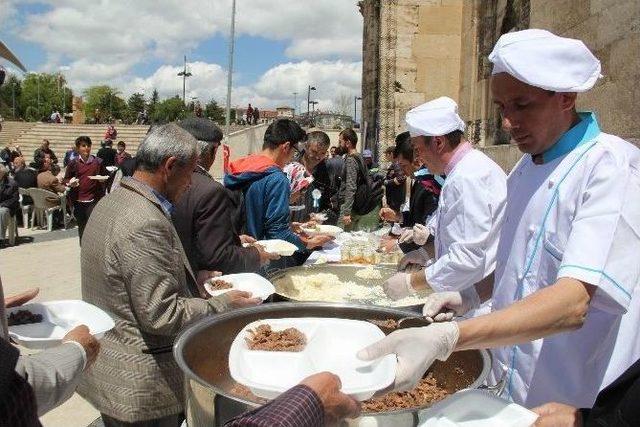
[358,29,640,409]
[381,97,507,319]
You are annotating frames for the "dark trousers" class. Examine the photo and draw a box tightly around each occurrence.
[100,413,184,427]
[73,200,96,243]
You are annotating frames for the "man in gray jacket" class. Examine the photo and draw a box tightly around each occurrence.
[78,123,261,426]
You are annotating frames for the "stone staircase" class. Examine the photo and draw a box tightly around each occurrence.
[0,121,37,147]
[1,122,150,162]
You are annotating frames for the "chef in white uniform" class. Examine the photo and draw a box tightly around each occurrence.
[359,29,640,408]
[382,97,507,300]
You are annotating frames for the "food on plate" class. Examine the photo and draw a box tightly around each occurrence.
[362,372,449,412]
[209,279,233,291]
[245,324,307,352]
[367,318,398,330]
[8,309,44,326]
[355,266,383,280]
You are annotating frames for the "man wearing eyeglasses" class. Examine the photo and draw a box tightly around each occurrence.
[225,119,333,252]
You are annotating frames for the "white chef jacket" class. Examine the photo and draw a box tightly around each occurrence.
[490,113,640,408]
[425,149,507,292]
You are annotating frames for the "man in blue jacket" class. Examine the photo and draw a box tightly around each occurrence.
[224,119,332,252]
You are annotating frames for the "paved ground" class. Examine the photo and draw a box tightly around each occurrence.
[1,226,101,427]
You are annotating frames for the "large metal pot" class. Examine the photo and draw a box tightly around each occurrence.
[174,303,493,426]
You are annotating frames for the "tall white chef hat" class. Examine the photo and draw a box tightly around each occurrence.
[489,29,601,92]
[405,96,465,138]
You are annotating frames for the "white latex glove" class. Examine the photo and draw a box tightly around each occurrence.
[357,323,459,392]
[398,228,414,244]
[421,288,481,321]
[383,272,413,300]
[397,248,431,271]
[398,224,430,245]
[412,224,430,246]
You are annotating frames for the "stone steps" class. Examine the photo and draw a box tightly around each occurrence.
[5,122,150,162]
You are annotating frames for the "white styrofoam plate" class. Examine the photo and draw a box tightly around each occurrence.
[88,175,109,181]
[229,317,396,401]
[7,300,115,349]
[106,166,118,173]
[418,389,538,427]
[253,239,298,256]
[204,273,275,301]
[301,224,343,237]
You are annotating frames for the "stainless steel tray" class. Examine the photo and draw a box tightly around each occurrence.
[268,263,433,309]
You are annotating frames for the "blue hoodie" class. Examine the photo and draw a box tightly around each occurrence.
[224,154,305,250]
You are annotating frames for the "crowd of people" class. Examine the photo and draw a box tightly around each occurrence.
[1,28,640,427]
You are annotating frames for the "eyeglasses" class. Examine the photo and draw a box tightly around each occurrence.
[291,143,301,155]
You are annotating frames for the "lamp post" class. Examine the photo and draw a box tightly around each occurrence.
[293,92,298,117]
[11,80,16,119]
[307,85,316,116]
[353,96,362,125]
[224,0,237,142]
[310,100,319,116]
[177,55,192,105]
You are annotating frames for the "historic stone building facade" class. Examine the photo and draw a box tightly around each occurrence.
[360,0,639,170]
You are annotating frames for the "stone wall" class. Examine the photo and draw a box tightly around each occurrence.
[530,0,640,141]
[359,0,381,154]
[362,0,638,152]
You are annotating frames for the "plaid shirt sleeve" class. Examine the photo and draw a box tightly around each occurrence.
[224,385,324,427]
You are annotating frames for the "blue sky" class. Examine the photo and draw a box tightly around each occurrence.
[0,0,363,112]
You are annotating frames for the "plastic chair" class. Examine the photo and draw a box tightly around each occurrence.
[29,188,65,232]
[18,188,32,228]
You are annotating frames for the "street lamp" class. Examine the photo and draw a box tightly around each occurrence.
[27,71,40,120]
[354,96,362,124]
[310,100,319,116]
[307,85,316,116]
[177,55,192,105]
[293,92,298,117]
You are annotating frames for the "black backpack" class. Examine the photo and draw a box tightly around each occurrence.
[352,154,384,215]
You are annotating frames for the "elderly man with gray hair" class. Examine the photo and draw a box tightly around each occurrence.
[78,123,261,427]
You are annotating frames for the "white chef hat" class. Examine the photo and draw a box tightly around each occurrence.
[405,96,465,138]
[489,29,601,92]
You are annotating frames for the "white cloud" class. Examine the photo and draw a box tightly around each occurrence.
[118,59,361,113]
[13,0,363,108]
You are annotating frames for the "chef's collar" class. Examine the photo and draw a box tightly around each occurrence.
[532,112,600,165]
[444,141,473,175]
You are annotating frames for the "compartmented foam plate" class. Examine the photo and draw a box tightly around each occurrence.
[301,224,343,237]
[204,273,275,301]
[251,239,298,256]
[418,389,538,427]
[229,317,396,401]
[7,300,115,350]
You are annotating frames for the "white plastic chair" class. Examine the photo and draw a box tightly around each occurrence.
[18,187,32,228]
[29,188,65,232]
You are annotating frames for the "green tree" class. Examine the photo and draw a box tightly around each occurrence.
[146,88,159,121]
[152,96,187,123]
[19,73,73,122]
[125,92,146,124]
[0,74,22,119]
[83,85,126,123]
[204,99,225,123]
